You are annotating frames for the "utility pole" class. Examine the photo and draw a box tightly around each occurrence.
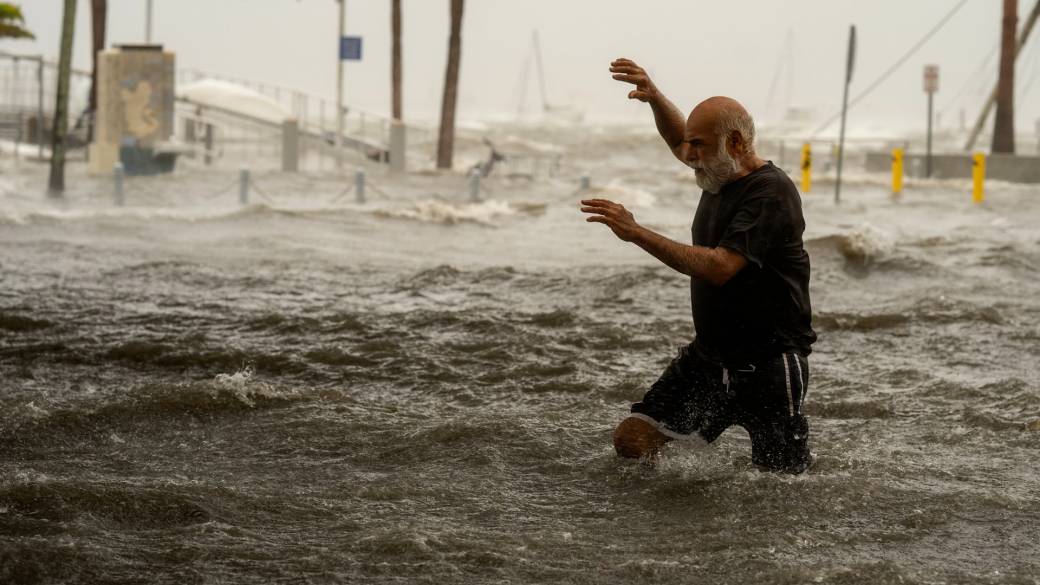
[48,0,78,196]
[145,0,153,43]
[992,0,1018,153]
[966,0,1039,151]
[391,0,402,121]
[336,0,345,170]
[88,0,108,144]
[436,0,464,169]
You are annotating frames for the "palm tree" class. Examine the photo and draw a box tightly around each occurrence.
[436,0,464,169]
[0,3,34,39]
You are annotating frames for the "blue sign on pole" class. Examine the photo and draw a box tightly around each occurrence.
[340,36,362,61]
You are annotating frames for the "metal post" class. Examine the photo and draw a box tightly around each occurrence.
[468,168,481,202]
[972,152,986,204]
[835,25,856,205]
[239,168,250,204]
[579,175,590,191]
[355,169,366,204]
[113,162,125,206]
[335,0,346,170]
[800,143,812,193]
[891,147,904,199]
[926,91,934,178]
[37,58,43,160]
[203,123,214,165]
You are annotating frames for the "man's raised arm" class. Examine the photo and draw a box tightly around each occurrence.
[610,58,688,161]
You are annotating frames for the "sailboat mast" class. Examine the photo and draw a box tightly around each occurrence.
[532,31,550,111]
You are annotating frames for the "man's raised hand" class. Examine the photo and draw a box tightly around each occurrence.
[610,58,658,103]
[581,198,643,243]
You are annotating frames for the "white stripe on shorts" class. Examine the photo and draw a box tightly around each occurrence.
[782,354,795,417]
[793,353,805,411]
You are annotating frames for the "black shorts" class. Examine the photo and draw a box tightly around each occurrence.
[629,343,812,473]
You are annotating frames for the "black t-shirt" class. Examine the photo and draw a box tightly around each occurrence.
[690,161,816,366]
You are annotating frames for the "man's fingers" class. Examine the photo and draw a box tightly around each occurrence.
[580,198,616,205]
[609,65,641,75]
[586,216,612,225]
[611,73,645,84]
[628,90,649,101]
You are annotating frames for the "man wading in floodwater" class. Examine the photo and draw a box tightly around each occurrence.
[581,58,816,473]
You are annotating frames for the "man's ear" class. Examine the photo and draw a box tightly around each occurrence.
[727,131,744,157]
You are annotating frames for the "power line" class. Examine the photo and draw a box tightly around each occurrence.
[810,0,970,137]
[938,40,998,119]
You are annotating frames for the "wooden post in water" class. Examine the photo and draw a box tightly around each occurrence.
[48,0,78,196]
[436,0,465,169]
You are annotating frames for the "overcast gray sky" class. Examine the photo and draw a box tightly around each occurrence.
[4,0,1039,136]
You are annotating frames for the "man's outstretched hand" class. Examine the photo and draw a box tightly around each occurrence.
[610,58,658,103]
[581,199,643,242]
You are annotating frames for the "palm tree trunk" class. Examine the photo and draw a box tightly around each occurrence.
[391,0,402,121]
[88,0,107,144]
[992,0,1017,154]
[436,0,464,169]
[48,0,77,196]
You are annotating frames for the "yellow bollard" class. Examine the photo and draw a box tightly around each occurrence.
[800,143,812,193]
[972,152,985,204]
[891,147,904,198]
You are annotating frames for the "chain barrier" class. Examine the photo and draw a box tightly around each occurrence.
[201,178,240,201]
[96,169,512,209]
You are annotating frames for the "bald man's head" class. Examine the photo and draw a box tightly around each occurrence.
[681,97,758,193]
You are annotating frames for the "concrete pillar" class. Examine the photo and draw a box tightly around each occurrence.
[88,46,176,176]
[389,120,406,174]
[282,118,299,172]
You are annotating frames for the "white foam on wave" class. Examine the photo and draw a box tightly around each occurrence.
[0,201,367,226]
[826,223,897,266]
[1,205,243,225]
[374,199,517,225]
[212,366,288,407]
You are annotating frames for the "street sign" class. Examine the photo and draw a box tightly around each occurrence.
[924,64,939,93]
[340,36,362,61]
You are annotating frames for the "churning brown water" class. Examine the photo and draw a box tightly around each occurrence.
[2,125,1039,584]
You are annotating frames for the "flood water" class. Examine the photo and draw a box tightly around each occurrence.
[2,126,1039,584]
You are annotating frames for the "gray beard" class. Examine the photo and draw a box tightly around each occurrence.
[692,149,740,194]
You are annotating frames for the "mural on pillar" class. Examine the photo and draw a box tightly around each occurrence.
[120,80,160,140]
